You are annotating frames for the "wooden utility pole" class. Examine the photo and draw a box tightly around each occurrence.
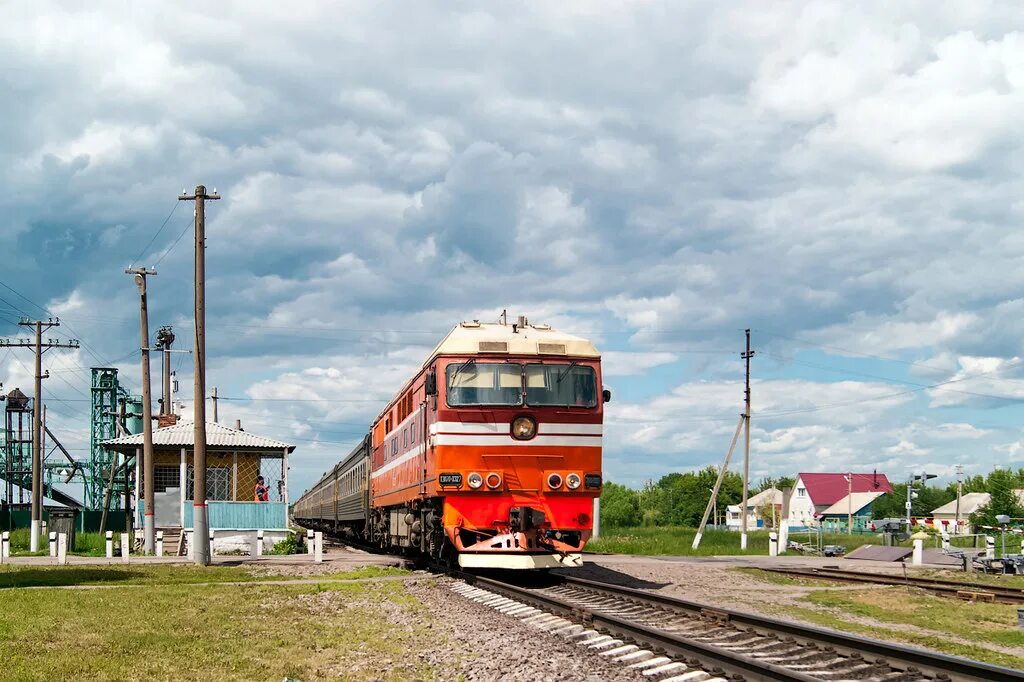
[127,267,157,553]
[179,184,219,565]
[0,319,79,551]
[740,328,755,550]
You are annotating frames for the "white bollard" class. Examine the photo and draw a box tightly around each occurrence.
[307,529,315,555]
[209,529,215,557]
[57,533,68,565]
[105,531,113,559]
[156,531,164,558]
[255,530,264,557]
[314,531,323,563]
[986,536,996,559]
[941,531,951,551]
[187,531,194,559]
[1,531,9,559]
[121,533,130,564]
[769,532,778,557]
[912,538,923,566]
[778,520,789,554]
[48,532,57,558]
[740,532,748,551]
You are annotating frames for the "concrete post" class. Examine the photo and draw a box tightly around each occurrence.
[57,533,67,565]
[912,538,923,565]
[769,532,778,557]
[314,531,323,563]
[48,532,56,557]
[986,536,996,559]
[209,528,215,557]
[778,520,789,554]
[121,533,130,564]
[941,531,950,551]
[187,531,194,559]
[307,529,314,555]
[255,529,264,557]
[1,531,9,559]
[105,531,113,559]
[156,530,164,558]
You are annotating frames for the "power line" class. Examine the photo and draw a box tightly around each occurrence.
[130,201,180,267]
[153,217,194,267]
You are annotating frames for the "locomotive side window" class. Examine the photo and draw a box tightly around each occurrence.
[525,364,598,407]
[446,362,523,406]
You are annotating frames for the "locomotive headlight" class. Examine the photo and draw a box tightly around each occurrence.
[486,472,502,489]
[547,472,563,489]
[566,473,582,490]
[511,416,537,440]
[467,472,483,489]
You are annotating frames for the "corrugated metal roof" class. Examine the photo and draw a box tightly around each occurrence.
[103,420,294,452]
[930,492,990,516]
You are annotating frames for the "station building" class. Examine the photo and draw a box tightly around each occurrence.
[103,418,294,554]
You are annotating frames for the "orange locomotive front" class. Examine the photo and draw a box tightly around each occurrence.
[368,318,607,569]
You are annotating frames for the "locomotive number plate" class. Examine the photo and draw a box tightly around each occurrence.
[439,472,463,488]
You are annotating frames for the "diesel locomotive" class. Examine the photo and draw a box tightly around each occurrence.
[292,316,608,569]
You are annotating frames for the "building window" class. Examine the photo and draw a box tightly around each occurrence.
[185,466,230,501]
[154,466,181,493]
[797,487,806,498]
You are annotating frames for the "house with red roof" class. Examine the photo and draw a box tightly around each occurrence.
[786,472,893,525]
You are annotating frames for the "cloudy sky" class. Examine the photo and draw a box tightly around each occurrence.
[3,1,1024,497]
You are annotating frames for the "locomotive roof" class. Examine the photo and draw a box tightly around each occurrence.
[425,320,601,364]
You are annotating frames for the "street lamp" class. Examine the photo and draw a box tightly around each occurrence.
[997,514,1011,558]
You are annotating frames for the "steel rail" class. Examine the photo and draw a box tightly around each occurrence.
[762,566,1024,604]
[461,572,821,682]
[558,574,1024,682]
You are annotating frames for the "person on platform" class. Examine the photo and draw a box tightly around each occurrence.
[254,476,269,502]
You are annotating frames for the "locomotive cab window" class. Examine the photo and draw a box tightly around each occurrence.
[525,364,598,407]
[446,362,523,406]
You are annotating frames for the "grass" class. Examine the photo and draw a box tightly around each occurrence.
[0,564,407,589]
[772,601,1024,668]
[0,565,432,681]
[799,588,1024,667]
[7,530,111,556]
[588,526,887,556]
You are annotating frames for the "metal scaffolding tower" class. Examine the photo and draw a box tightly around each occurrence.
[3,388,33,506]
[87,368,138,510]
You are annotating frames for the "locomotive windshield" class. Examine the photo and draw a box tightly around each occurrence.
[446,362,524,406]
[445,361,598,407]
[525,363,597,407]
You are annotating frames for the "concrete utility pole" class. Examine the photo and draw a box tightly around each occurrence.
[156,326,175,415]
[846,472,853,534]
[955,464,964,535]
[691,414,745,549]
[740,328,755,550]
[211,386,218,423]
[179,184,219,565]
[1,320,79,551]
[127,267,157,554]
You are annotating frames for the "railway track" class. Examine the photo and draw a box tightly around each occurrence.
[763,566,1024,604]
[452,571,1024,682]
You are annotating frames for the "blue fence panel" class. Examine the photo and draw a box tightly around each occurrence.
[209,502,287,529]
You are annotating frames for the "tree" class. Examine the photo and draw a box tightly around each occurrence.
[971,468,1024,528]
[599,482,641,528]
[755,475,794,494]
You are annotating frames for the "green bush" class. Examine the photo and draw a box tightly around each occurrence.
[269,533,299,555]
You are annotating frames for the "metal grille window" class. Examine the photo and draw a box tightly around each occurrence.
[154,466,181,493]
[185,466,230,501]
